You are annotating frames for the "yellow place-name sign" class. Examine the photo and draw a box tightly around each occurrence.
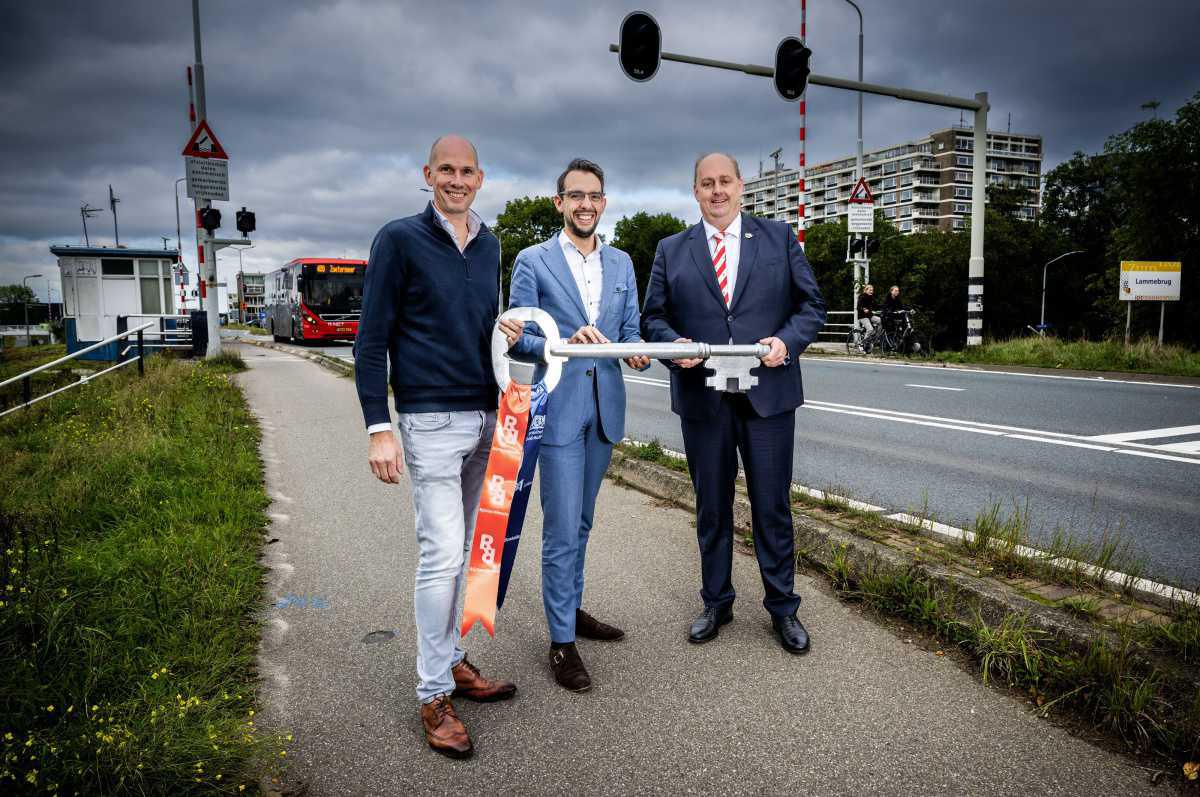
[1119,261,1182,301]
[1120,261,1181,272]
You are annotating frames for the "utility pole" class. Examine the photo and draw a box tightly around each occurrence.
[190,0,221,358]
[174,177,187,312]
[108,185,120,246]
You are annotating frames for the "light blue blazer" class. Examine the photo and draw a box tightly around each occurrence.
[508,236,646,447]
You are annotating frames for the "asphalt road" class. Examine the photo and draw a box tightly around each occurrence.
[244,333,1200,587]
[235,342,1166,796]
[624,357,1200,589]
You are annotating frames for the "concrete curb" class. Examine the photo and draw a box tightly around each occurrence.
[608,449,1128,654]
[225,334,354,378]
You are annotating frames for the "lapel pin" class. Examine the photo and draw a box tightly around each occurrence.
[745,232,753,239]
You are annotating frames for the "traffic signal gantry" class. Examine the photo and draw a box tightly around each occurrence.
[611,10,993,347]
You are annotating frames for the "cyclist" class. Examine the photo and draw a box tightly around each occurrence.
[856,284,879,340]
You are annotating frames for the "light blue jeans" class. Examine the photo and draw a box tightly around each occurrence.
[397,409,495,703]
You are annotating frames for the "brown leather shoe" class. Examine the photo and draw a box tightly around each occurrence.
[451,656,517,702]
[549,642,591,692]
[420,695,472,759]
[576,608,625,641]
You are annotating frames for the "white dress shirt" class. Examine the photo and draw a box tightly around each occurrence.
[702,213,742,305]
[558,230,603,325]
[366,202,484,436]
[431,202,482,253]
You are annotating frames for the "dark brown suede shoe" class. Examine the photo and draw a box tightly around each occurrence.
[549,642,591,692]
[576,608,625,641]
[420,695,472,759]
[451,657,517,702]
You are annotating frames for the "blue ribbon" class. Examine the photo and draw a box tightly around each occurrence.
[496,380,549,609]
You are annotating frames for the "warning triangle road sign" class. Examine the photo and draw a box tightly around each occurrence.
[181,120,229,160]
[848,176,874,204]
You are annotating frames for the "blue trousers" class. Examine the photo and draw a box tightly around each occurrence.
[539,396,612,644]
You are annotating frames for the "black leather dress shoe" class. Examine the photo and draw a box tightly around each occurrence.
[772,614,810,654]
[549,642,591,692]
[688,606,733,644]
[576,608,625,641]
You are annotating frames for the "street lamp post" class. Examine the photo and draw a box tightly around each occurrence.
[842,0,865,302]
[1039,250,1085,336]
[22,274,43,346]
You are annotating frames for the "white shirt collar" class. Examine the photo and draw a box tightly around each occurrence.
[702,213,742,242]
[558,229,602,258]
[431,202,482,242]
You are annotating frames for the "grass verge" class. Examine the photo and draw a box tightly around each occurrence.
[838,558,1199,766]
[222,324,268,336]
[0,345,108,414]
[936,336,1200,377]
[0,353,278,793]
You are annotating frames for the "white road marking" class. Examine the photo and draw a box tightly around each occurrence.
[621,375,1200,465]
[1088,424,1200,443]
[1158,440,1200,455]
[807,404,1008,436]
[1004,435,1116,452]
[804,356,1200,390]
[1114,449,1200,465]
[905,384,964,391]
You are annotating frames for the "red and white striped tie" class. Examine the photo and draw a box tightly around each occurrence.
[712,232,730,306]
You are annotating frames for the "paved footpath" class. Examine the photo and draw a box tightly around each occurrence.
[234,342,1165,796]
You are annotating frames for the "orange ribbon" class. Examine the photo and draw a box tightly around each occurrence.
[460,383,532,638]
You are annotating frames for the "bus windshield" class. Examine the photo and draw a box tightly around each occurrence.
[301,265,364,315]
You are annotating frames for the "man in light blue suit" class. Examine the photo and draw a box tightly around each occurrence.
[504,158,649,693]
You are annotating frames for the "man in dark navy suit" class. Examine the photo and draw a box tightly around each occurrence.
[641,152,826,654]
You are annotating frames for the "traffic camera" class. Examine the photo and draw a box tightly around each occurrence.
[236,206,256,238]
[774,37,812,101]
[199,207,221,234]
[619,11,661,82]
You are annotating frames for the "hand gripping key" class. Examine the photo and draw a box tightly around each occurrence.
[493,308,771,393]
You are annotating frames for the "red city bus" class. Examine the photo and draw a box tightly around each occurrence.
[265,258,366,343]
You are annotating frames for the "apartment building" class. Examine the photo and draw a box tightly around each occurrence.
[235,272,266,323]
[744,127,1042,234]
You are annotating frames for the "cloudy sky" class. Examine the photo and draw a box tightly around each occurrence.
[2,0,1197,307]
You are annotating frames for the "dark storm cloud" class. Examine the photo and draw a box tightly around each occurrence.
[1,0,1197,298]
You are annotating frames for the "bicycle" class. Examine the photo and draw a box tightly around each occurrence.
[846,315,884,355]
[877,309,926,356]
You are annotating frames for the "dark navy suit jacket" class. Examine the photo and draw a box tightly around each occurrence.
[640,212,826,420]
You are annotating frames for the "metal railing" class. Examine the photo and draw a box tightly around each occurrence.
[818,310,855,340]
[117,315,193,357]
[0,322,154,419]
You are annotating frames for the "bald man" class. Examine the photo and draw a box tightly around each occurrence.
[355,134,519,759]
[641,152,826,655]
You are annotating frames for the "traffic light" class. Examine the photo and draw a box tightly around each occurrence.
[619,11,660,82]
[774,36,812,101]
[200,207,221,234]
[236,206,256,238]
[866,237,880,255]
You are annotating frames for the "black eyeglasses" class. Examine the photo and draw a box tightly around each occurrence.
[558,191,606,203]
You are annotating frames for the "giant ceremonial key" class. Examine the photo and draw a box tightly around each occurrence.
[491,307,771,393]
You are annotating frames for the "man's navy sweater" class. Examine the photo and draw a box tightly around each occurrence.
[355,203,500,427]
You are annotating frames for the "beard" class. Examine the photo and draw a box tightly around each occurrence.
[565,214,598,240]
